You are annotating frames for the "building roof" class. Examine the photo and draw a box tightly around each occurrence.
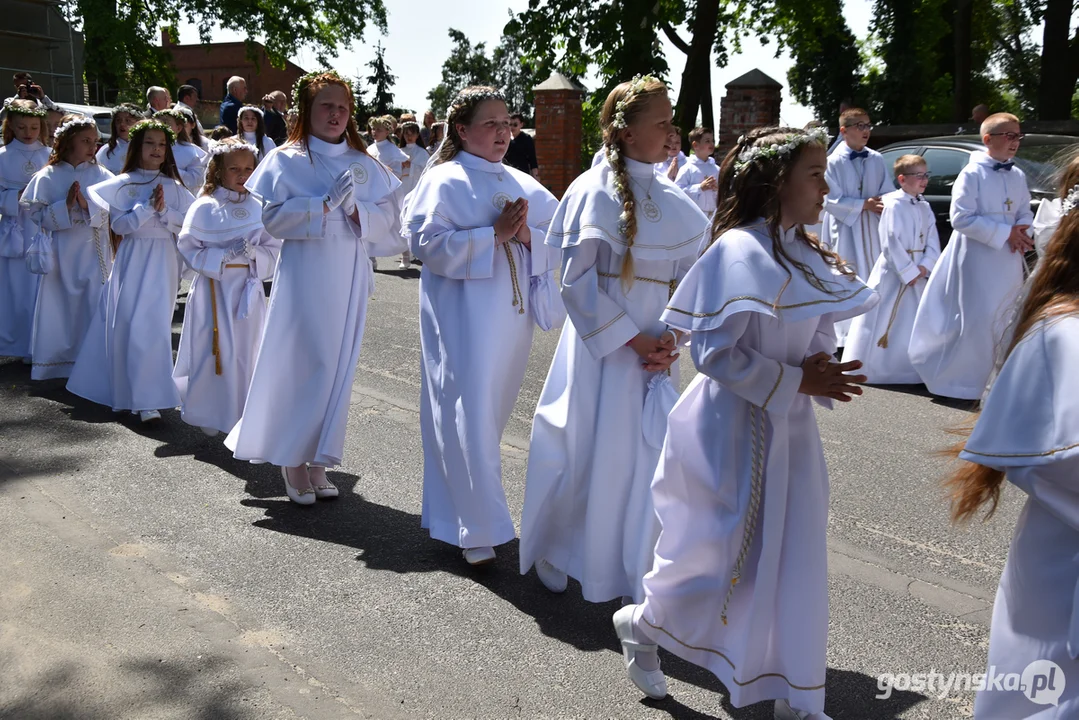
[533,72,585,92]
[725,69,782,89]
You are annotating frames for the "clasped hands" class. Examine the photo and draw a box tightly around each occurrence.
[1007,224,1033,253]
[494,197,531,249]
[66,181,89,211]
[799,352,866,402]
[323,170,360,225]
[628,330,680,373]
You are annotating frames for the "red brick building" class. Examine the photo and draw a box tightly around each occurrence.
[533,72,584,198]
[717,69,782,157]
[161,28,307,124]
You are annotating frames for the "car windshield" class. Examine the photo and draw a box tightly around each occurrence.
[1015,142,1079,195]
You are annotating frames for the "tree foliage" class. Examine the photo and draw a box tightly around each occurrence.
[366,41,397,115]
[74,0,387,104]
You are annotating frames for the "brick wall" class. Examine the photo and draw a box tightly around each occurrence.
[534,88,583,198]
[718,87,782,157]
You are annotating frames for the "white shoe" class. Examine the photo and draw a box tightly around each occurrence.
[398,260,409,270]
[536,559,567,593]
[463,546,496,565]
[307,466,339,500]
[139,410,161,423]
[199,426,219,437]
[612,604,667,699]
[281,466,316,506]
[774,699,831,720]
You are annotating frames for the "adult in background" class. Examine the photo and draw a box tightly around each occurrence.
[4,73,58,110]
[956,104,990,135]
[420,110,436,147]
[219,76,247,134]
[505,113,539,179]
[175,84,203,132]
[146,86,171,113]
[262,93,287,145]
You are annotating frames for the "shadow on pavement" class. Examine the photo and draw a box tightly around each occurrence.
[864,382,979,413]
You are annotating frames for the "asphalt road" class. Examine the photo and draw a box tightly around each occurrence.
[0,265,1024,720]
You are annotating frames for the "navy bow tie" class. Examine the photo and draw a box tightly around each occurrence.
[850,149,869,160]
[910,195,924,204]
[993,161,1014,171]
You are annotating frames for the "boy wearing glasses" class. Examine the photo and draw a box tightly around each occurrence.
[824,107,895,346]
[845,155,940,384]
[910,113,1033,400]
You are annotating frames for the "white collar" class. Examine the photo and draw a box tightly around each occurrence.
[687,154,715,167]
[456,150,506,174]
[9,140,44,152]
[306,134,351,157]
[56,160,95,171]
[213,186,249,203]
[624,157,655,178]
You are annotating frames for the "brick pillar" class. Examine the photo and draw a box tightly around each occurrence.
[533,73,584,199]
[717,70,783,159]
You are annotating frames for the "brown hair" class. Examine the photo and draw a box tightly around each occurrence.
[105,104,144,159]
[2,99,46,144]
[201,138,258,196]
[946,156,1079,523]
[688,126,712,144]
[435,86,507,165]
[840,108,870,126]
[120,125,182,182]
[980,112,1020,137]
[287,72,367,154]
[710,127,854,293]
[894,154,926,176]
[47,115,99,167]
[153,110,190,144]
[401,121,420,142]
[235,106,268,159]
[600,76,670,288]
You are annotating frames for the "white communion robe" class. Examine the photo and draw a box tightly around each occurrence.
[67,169,195,411]
[241,131,277,160]
[1032,197,1062,261]
[224,137,401,468]
[405,151,562,549]
[0,139,50,359]
[173,188,281,434]
[674,154,719,218]
[636,222,875,715]
[845,190,941,384]
[655,151,687,177]
[21,160,115,379]
[95,139,129,176]
[960,315,1079,719]
[399,143,430,200]
[520,157,707,602]
[909,152,1033,400]
[823,142,894,345]
[364,139,410,259]
[173,141,209,194]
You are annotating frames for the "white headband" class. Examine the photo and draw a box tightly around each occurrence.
[209,141,259,157]
[239,105,264,118]
[1063,184,1079,216]
[54,115,97,140]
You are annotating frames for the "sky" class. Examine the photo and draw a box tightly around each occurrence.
[176,0,875,127]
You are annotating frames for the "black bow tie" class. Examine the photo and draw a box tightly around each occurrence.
[993,161,1014,171]
[850,150,869,160]
[910,195,924,204]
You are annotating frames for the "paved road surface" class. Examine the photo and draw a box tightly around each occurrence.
[1,267,1022,719]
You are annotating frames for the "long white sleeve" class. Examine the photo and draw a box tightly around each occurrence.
[824,160,866,228]
[110,203,155,236]
[559,237,641,359]
[411,217,497,280]
[261,196,326,240]
[950,169,1012,249]
[879,202,920,285]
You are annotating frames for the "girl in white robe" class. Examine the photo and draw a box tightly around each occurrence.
[397,120,429,268]
[845,158,941,385]
[155,110,209,194]
[224,71,402,505]
[95,103,142,176]
[909,115,1034,400]
[236,106,277,160]
[21,115,114,380]
[67,120,195,422]
[174,139,281,436]
[1031,156,1078,262]
[946,191,1079,718]
[520,77,706,601]
[612,126,875,720]
[0,100,50,360]
[403,86,562,565]
[367,116,409,270]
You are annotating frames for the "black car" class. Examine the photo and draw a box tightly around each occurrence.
[878,134,1079,244]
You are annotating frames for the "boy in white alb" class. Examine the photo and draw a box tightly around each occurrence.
[674,127,719,219]
[823,108,894,345]
[909,113,1034,400]
[845,154,940,384]
[655,125,686,181]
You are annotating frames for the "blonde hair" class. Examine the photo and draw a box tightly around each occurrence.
[894,154,927,176]
[201,138,258,196]
[600,77,669,288]
[840,108,870,126]
[2,99,46,144]
[368,115,394,133]
[980,112,1020,136]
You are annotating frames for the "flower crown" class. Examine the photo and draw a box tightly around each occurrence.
[4,100,47,118]
[54,115,97,140]
[129,119,176,145]
[291,70,348,111]
[447,87,505,121]
[111,103,145,118]
[208,140,258,157]
[153,108,188,125]
[733,127,831,177]
[238,105,264,118]
[1063,184,1079,216]
[611,75,660,130]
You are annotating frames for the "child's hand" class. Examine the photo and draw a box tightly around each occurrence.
[908,265,928,286]
[151,184,165,213]
[494,198,527,245]
[628,332,679,372]
[700,175,717,191]
[67,181,80,208]
[863,197,884,214]
[666,158,679,181]
[1007,224,1033,253]
[798,352,866,402]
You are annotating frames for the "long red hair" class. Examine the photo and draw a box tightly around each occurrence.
[287,73,367,154]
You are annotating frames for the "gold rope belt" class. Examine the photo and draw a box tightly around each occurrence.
[207,263,250,375]
[597,271,678,300]
[877,283,909,349]
[721,402,766,625]
[503,241,525,314]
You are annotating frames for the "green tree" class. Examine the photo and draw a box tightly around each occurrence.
[491,26,540,120]
[366,41,397,115]
[426,29,496,117]
[74,0,387,104]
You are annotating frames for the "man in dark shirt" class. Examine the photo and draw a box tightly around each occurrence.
[262,93,288,145]
[504,113,539,179]
[219,76,247,134]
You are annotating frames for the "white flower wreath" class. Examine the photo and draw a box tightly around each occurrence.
[733,127,831,177]
[1062,183,1079,217]
[611,74,659,130]
[208,141,259,157]
[54,115,97,140]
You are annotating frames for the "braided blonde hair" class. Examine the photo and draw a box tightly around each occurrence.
[600,77,668,288]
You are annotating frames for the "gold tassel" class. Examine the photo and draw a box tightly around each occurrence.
[208,278,223,375]
[876,333,889,349]
[876,284,908,351]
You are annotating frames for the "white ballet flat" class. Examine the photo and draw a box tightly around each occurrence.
[307,466,339,500]
[536,559,567,593]
[462,546,496,565]
[139,410,161,423]
[774,699,831,720]
[612,604,667,699]
[397,261,409,270]
[199,426,219,437]
[281,466,316,506]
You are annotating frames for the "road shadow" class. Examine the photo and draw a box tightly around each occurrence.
[864,382,979,413]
